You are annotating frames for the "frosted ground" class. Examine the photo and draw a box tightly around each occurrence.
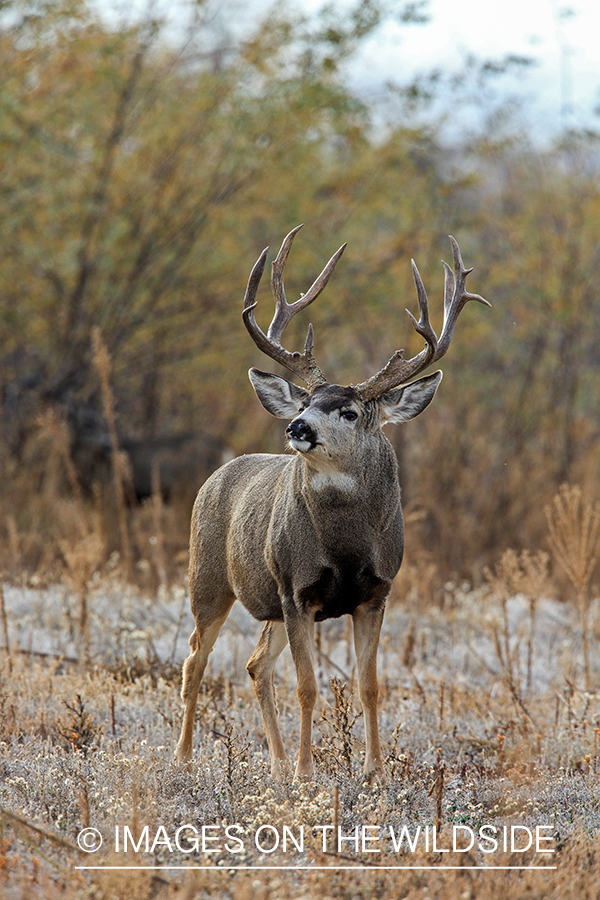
[1,578,581,694]
[2,578,600,899]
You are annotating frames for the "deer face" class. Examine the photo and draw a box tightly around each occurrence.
[249,368,442,471]
[285,383,364,461]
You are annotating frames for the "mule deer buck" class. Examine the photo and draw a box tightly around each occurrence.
[175,225,488,779]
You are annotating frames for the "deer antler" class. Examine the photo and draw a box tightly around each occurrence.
[242,225,346,390]
[354,236,490,401]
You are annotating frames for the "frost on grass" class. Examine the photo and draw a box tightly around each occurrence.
[1,578,600,898]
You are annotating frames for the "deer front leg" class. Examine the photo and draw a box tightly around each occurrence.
[246,621,289,779]
[352,600,386,778]
[284,606,317,780]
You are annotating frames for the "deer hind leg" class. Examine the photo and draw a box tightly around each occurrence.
[284,609,317,780]
[246,621,288,779]
[352,600,385,779]
[175,605,233,762]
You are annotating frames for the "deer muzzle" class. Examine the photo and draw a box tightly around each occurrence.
[286,417,317,451]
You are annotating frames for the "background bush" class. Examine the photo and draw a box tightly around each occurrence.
[1,0,599,585]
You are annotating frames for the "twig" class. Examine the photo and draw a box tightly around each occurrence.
[0,806,80,853]
[0,582,12,673]
[93,327,132,580]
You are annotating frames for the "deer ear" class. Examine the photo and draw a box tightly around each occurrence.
[249,369,310,419]
[379,371,443,425]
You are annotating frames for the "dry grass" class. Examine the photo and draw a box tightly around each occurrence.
[1,484,599,898]
[546,484,600,691]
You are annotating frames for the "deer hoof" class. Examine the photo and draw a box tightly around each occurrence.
[271,758,291,781]
[174,744,193,764]
[363,761,387,786]
[292,765,315,782]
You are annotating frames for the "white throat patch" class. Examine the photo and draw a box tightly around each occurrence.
[309,471,357,492]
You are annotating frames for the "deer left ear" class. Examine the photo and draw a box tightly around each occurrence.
[379,371,443,425]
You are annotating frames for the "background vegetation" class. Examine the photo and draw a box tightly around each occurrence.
[2,0,599,584]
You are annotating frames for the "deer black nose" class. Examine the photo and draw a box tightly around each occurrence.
[286,418,315,444]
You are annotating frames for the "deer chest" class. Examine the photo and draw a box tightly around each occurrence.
[304,562,389,621]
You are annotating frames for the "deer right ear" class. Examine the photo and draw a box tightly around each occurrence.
[379,370,443,425]
[249,369,310,419]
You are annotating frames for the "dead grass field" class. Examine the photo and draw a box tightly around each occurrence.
[2,543,600,900]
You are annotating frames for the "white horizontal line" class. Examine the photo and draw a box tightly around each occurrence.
[75,865,558,871]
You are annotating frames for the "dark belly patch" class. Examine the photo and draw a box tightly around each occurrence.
[303,566,388,621]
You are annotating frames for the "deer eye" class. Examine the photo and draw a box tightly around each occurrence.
[341,410,357,422]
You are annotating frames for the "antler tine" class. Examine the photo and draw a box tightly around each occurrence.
[268,225,347,344]
[242,226,346,389]
[435,235,491,358]
[267,224,303,342]
[352,260,439,401]
[406,259,438,354]
[243,245,269,313]
[354,237,489,401]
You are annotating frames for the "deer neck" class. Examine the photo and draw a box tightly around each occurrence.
[293,433,400,525]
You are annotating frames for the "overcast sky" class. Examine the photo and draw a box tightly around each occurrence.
[105,0,600,135]
[294,0,599,136]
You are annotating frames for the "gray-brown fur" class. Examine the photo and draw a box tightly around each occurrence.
[175,228,486,780]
